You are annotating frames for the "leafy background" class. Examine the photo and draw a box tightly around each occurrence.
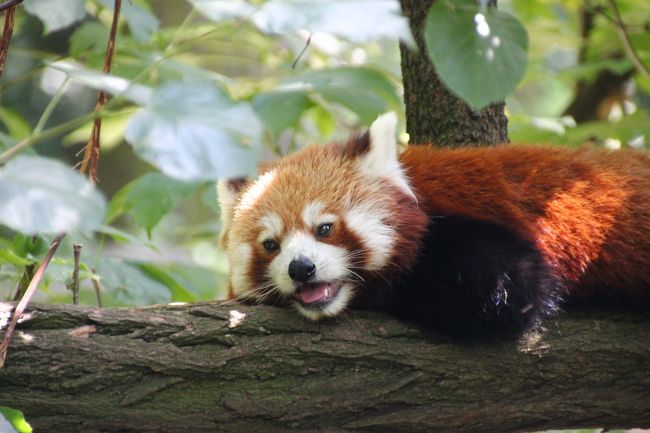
[1,0,648,309]
[0,0,649,430]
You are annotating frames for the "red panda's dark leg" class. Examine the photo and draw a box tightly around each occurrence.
[389,217,562,339]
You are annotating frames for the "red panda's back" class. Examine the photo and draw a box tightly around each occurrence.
[400,144,650,302]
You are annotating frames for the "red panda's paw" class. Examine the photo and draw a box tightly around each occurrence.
[388,217,562,340]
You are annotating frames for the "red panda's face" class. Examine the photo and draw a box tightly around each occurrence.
[218,113,425,320]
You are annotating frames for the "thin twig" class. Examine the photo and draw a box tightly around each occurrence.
[606,0,650,80]
[71,244,82,305]
[33,78,71,136]
[79,0,122,183]
[0,233,66,368]
[91,268,103,308]
[0,1,19,77]
[291,32,312,69]
[0,113,92,166]
[0,0,22,13]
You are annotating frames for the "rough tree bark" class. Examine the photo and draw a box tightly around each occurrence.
[0,302,649,433]
[399,0,510,145]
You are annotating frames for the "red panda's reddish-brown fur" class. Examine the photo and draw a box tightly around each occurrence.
[400,144,650,302]
[219,112,650,336]
[223,137,430,300]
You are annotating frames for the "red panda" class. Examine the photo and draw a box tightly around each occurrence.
[218,112,650,338]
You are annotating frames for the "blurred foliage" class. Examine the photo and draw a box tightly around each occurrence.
[0,0,648,308]
[0,406,32,433]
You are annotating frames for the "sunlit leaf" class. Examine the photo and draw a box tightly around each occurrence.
[188,0,255,21]
[48,60,153,106]
[253,0,412,43]
[425,0,528,109]
[190,0,413,43]
[107,172,196,236]
[0,406,32,433]
[0,108,31,140]
[0,249,32,266]
[125,81,262,182]
[24,0,85,34]
[63,110,131,151]
[0,156,106,235]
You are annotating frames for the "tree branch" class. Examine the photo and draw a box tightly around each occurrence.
[80,0,122,183]
[0,0,20,77]
[0,302,648,433]
[0,0,22,13]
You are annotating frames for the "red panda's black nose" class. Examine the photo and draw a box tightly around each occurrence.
[288,256,316,283]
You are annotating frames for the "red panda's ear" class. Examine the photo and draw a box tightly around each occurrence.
[357,112,399,174]
[359,112,416,199]
[217,177,249,247]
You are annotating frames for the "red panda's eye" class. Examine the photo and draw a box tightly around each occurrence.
[262,239,279,252]
[316,223,333,237]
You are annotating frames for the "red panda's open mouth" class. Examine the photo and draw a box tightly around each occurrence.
[295,281,341,308]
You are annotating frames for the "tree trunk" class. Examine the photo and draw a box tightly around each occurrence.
[1,302,649,433]
[399,0,509,146]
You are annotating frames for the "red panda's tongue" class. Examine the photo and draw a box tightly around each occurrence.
[297,282,339,305]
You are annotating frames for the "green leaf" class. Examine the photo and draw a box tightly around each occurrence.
[0,156,106,235]
[565,111,650,146]
[162,262,228,300]
[191,0,413,43]
[24,0,85,34]
[298,67,402,124]
[425,0,529,109]
[508,72,573,117]
[253,67,401,133]
[125,81,262,181]
[254,0,412,43]
[63,110,131,151]
[0,249,32,266]
[0,406,32,433]
[0,234,45,266]
[252,88,314,134]
[188,0,255,22]
[69,22,109,61]
[96,258,172,305]
[49,60,153,106]
[107,172,196,236]
[11,234,46,259]
[0,108,31,140]
[96,225,158,249]
[98,0,160,42]
[137,263,197,302]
